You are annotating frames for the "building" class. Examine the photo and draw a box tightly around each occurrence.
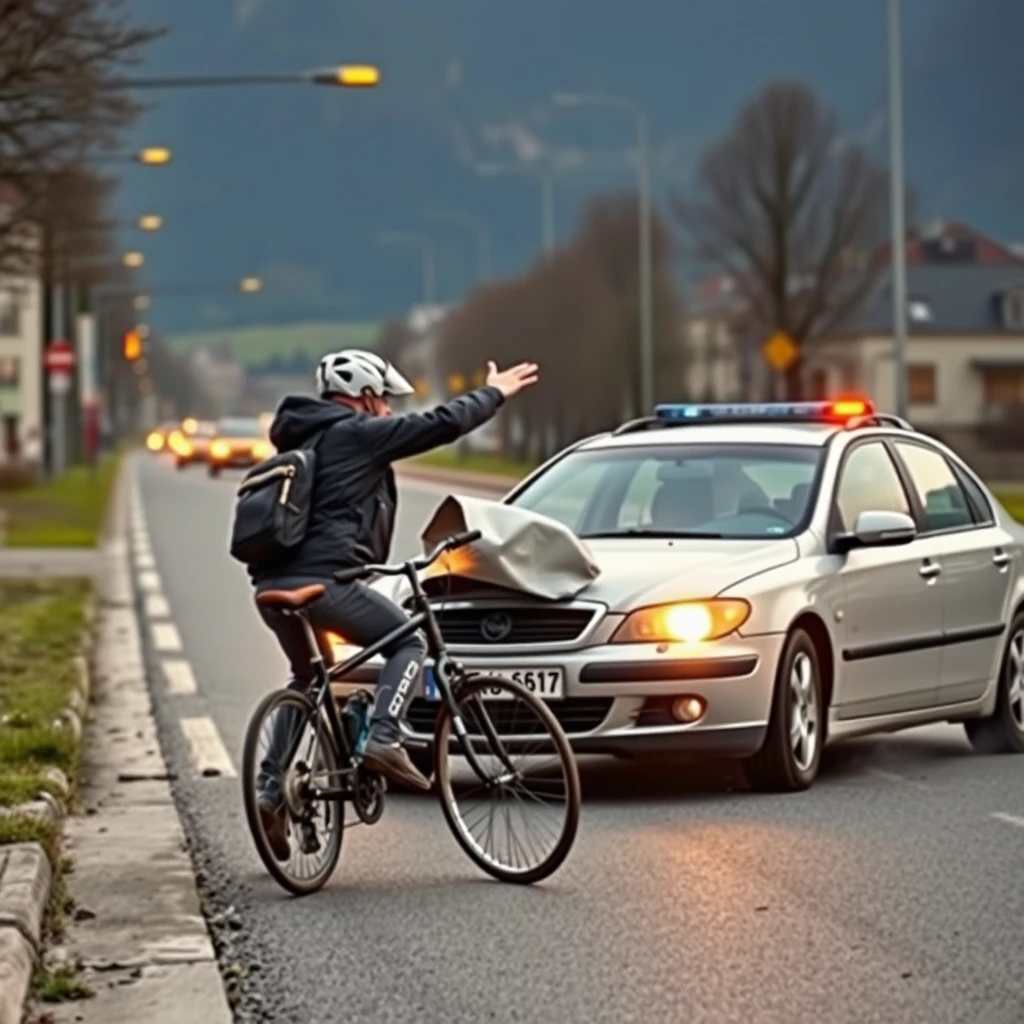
[0,186,43,462]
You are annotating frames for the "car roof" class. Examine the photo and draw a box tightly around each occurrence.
[577,421,840,452]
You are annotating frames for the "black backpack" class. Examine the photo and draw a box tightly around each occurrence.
[229,429,326,566]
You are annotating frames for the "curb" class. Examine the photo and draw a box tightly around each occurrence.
[0,546,101,1022]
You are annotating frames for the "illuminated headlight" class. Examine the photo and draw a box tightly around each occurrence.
[611,600,750,644]
[210,440,231,460]
[146,432,164,451]
[326,633,357,661]
[168,431,191,456]
[252,440,274,460]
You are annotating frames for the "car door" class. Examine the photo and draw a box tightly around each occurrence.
[830,440,945,719]
[891,440,1015,706]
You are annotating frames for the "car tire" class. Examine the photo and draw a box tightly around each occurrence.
[745,627,824,793]
[208,465,220,478]
[963,612,1024,755]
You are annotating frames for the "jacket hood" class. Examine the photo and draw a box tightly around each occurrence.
[269,395,353,450]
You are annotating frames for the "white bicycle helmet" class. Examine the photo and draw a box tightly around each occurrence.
[315,349,415,399]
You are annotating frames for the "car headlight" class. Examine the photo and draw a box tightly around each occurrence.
[611,600,751,644]
[210,440,231,460]
[326,633,358,661]
[252,440,273,460]
[146,431,164,451]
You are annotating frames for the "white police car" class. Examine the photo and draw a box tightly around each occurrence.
[340,399,1024,792]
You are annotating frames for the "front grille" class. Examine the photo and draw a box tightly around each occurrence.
[406,697,613,736]
[429,606,594,646]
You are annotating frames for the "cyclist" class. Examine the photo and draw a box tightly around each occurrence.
[251,348,538,858]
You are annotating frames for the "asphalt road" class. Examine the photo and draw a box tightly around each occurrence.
[133,454,1024,1024]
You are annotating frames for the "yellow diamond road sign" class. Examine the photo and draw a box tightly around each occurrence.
[762,331,799,373]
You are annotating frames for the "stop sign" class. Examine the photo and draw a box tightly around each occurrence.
[45,340,75,374]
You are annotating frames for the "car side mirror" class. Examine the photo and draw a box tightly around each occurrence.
[833,510,917,553]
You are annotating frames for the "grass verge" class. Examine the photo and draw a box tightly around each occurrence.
[0,580,90,951]
[33,963,94,1003]
[411,447,535,480]
[0,456,120,547]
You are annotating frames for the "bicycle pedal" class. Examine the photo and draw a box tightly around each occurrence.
[297,820,320,855]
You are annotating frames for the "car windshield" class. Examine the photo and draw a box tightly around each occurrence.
[217,418,262,438]
[508,443,822,539]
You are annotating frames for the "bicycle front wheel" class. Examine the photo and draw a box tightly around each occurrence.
[434,676,581,885]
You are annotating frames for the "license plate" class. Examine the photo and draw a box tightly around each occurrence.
[422,666,564,701]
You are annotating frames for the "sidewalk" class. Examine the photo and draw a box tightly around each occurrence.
[0,548,101,579]
[13,463,231,1024]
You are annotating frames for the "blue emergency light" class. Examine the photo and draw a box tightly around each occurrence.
[653,399,874,422]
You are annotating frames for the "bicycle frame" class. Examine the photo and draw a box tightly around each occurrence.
[283,563,513,799]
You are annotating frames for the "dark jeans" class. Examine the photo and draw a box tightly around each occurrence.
[255,576,426,797]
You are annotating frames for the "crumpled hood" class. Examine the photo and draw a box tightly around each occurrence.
[576,537,800,609]
[269,395,352,451]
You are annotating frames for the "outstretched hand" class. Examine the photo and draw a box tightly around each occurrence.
[485,360,540,399]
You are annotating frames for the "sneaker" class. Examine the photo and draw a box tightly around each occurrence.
[362,739,431,791]
[257,792,291,861]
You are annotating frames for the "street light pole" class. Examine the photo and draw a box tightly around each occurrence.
[552,92,655,411]
[477,163,555,258]
[888,0,909,419]
[425,209,491,281]
[378,232,437,305]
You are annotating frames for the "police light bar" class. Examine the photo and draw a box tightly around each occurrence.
[653,399,874,422]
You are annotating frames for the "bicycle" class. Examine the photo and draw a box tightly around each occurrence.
[241,529,582,896]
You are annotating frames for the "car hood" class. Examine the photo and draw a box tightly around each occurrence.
[570,538,799,610]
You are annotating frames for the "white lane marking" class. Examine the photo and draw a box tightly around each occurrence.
[991,811,1024,829]
[181,717,237,778]
[137,570,161,593]
[135,552,155,570]
[145,594,171,619]
[151,621,183,653]
[162,659,198,696]
[867,767,931,792]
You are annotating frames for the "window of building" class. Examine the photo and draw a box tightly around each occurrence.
[907,364,936,406]
[0,296,20,337]
[982,370,1024,405]
[1003,289,1024,329]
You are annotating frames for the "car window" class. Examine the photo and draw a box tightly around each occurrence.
[509,443,822,539]
[951,464,994,525]
[893,442,973,533]
[516,458,609,532]
[834,442,911,532]
[218,419,261,438]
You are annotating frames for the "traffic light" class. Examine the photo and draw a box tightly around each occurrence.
[123,328,143,361]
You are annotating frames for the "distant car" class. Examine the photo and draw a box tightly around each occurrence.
[207,417,274,477]
[145,421,178,454]
[171,420,217,469]
[338,398,1024,792]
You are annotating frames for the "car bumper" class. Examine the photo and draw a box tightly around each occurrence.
[330,632,785,758]
[208,453,260,469]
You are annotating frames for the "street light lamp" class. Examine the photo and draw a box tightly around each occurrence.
[553,91,654,412]
[425,209,491,282]
[377,231,437,306]
[80,65,382,91]
[135,147,173,166]
[137,214,163,232]
[238,276,264,294]
[122,251,144,269]
[476,162,555,258]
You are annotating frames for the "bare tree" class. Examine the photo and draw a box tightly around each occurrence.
[673,80,891,399]
[0,0,163,272]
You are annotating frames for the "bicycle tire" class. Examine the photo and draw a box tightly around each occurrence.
[241,688,345,896]
[433,676,581,885]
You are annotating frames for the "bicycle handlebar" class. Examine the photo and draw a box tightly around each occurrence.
[334,528,482,585]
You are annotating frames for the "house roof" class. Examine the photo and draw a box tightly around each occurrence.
[844,265,1024,335]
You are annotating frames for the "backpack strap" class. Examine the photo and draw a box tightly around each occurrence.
[299,427,329,452]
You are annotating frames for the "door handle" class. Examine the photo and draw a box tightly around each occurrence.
[993,550,1011,569]
[919,561,942,580]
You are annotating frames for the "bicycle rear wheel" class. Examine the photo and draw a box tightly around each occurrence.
[434,676,580,884]
[241,688,344,896]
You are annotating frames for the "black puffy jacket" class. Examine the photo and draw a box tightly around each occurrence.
[248,387,504,583]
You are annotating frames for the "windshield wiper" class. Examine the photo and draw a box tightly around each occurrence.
[580,528,724,540]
